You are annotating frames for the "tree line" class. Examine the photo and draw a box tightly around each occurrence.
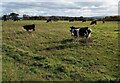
[2,12,120,21]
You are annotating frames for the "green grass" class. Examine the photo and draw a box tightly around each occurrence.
[2,20,120,81]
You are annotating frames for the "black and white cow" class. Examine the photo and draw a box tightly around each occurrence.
[23,24,35,31]
[46,19,52,23]
[70,26,92,45]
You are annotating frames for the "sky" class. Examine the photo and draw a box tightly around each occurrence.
[0,0,119,17]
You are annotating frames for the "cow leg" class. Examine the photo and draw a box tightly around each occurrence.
[86,33,91,45]
[26,29,29,31]
[33,28,35,31]
[95,22,97,25]
[86,37,90,45]
[75,37,78,42]
[74,37,79,43]
[72,36,77,43]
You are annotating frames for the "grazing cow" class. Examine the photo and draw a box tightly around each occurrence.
[69,19,74,22]
[46,19,52,23]
[82,19,86,22]
[90,20,97,25]
[70,26,92,45]
[103,20,105,23]
[23,24,35,31]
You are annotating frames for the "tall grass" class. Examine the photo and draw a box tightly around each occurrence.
[2,20,119,81]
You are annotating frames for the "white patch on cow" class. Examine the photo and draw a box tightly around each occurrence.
[88,33,91,38]
[71,29,74,36]
[76,29,80,37]
[72,32,74,35]
[71,29,79,37]
[86,33,91,45]
[88,28,92,32]
[86,28,92,45]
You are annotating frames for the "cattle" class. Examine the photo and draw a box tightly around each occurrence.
[90,20,97,25]
[82,19,86,22]
[23,24,35,31]
[46,19,52,23]
[70,26,92,45]
[69,19,74,22]
[103,20,105,23]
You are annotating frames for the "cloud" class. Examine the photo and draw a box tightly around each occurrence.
[1,0,119,3]
[1,0,119,17]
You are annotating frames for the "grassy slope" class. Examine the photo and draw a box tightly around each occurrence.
[2,20,120,81]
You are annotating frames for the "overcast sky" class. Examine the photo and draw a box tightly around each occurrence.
[0,0,119,17]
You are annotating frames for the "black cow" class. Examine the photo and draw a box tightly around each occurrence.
[90,20,97,25]
[46,19,52,23]
[103,20,105,23]
[23,24,35,31]
[70,26,92,45]
[82,19,86,22]
[69,19,74,22]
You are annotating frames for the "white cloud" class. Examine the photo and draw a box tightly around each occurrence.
[1,0,119,2]
[1,0,119,17]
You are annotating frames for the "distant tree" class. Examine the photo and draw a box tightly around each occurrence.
[63,17,69,21]
[87,17,94,21]
[2,15,9,21]
[69,18,74,22]
[9,13,19,21]
[23,14,30,20]
[104,16,120,21]
[50,16,59,21]
[79,16,84,21]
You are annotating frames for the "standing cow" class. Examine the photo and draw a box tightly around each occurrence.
[23,24,35,31]
[90,20,97,25]
[103,20,105,23]
[69,19,74,22]
[82,19,86,22]
[70,26,92,45]
[46,19,52,23]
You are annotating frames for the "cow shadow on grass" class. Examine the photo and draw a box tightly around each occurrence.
[61,39,73,44]
[59,38,86,44]
[40,38,86,44]
[40,39,86,51]
[16,30,35,35]
[39,39,73,45]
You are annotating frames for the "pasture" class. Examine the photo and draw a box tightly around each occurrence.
[2,20,119,81]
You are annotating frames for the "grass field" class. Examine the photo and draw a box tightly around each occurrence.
[2,20,120,81]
